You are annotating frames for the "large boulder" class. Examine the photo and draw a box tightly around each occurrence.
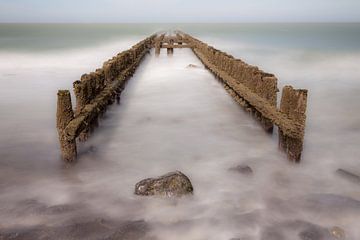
[134,171,193,197]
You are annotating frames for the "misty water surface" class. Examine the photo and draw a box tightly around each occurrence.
[0,24,360,240]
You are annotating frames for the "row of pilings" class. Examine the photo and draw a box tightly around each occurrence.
[181,33,308,162]
[56,32,308,163]
[56,35,156,162]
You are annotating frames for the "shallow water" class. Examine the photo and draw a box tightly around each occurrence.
[0,24,360,240]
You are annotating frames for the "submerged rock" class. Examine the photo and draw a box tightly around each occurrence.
[229,164,253,175]
[336,168,360,184]
[134,171,193,197]
[261,220,334,240]
[299,229,323,240]
[0,219,149,240]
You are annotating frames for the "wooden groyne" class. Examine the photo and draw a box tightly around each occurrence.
[56,35,155,161]
[56,32,308,162]
[181,33,308,162]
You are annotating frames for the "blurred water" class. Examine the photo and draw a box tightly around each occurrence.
[0,24,360,240]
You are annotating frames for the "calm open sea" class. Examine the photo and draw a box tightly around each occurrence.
[0,23,360,240]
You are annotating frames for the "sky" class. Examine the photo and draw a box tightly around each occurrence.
[0,0,359,23]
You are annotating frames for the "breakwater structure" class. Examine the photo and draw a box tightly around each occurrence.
[56,32,308,163]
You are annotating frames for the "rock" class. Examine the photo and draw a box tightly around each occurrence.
[229,237,253,240]
[186,64,201,68]
[0,219,149,240]
[299,229,323,240]
[229,165,253,175]
[104,220,149,240]
[329,226,345,240]
[261,220,333,240]
[135,171,193,197]
[336,168,360,184]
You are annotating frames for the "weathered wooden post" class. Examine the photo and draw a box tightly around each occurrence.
[116,88,121,104]
[73,79,90,141]
[260,76,278,132]
[279,86,308,162]
[155,40,161,55]
[176,34,183,45]
[73,80,87,115]
[103,61,115,85]
[167,38,174,55]
[167,47,173,55]
[56,90,77,162]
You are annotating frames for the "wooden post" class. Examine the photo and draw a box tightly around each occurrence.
[155,39,161,55]
[279,86,308,162]
[103,61,114,85]
[167,47,173,55]
[56,90,77,162]
[260,76,278,133]
[167,38,174,55]
[116,93,120,104]
[176,34,182,44]
[73,80,90,141]
[73,80,87,115]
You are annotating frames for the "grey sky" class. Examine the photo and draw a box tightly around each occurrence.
[0,0,359,23]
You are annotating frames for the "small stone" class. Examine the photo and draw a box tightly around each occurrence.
[186,64,201,68]
[299,229,322,240]
[330,226,345,239]
[229,165,253,175]
[135,171,193,197]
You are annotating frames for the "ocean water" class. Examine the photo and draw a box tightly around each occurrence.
[0,23,360,240]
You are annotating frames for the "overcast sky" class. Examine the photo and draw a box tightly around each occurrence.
[0,0,359,23]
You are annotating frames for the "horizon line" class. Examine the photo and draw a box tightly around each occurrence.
[1,21,360,24]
